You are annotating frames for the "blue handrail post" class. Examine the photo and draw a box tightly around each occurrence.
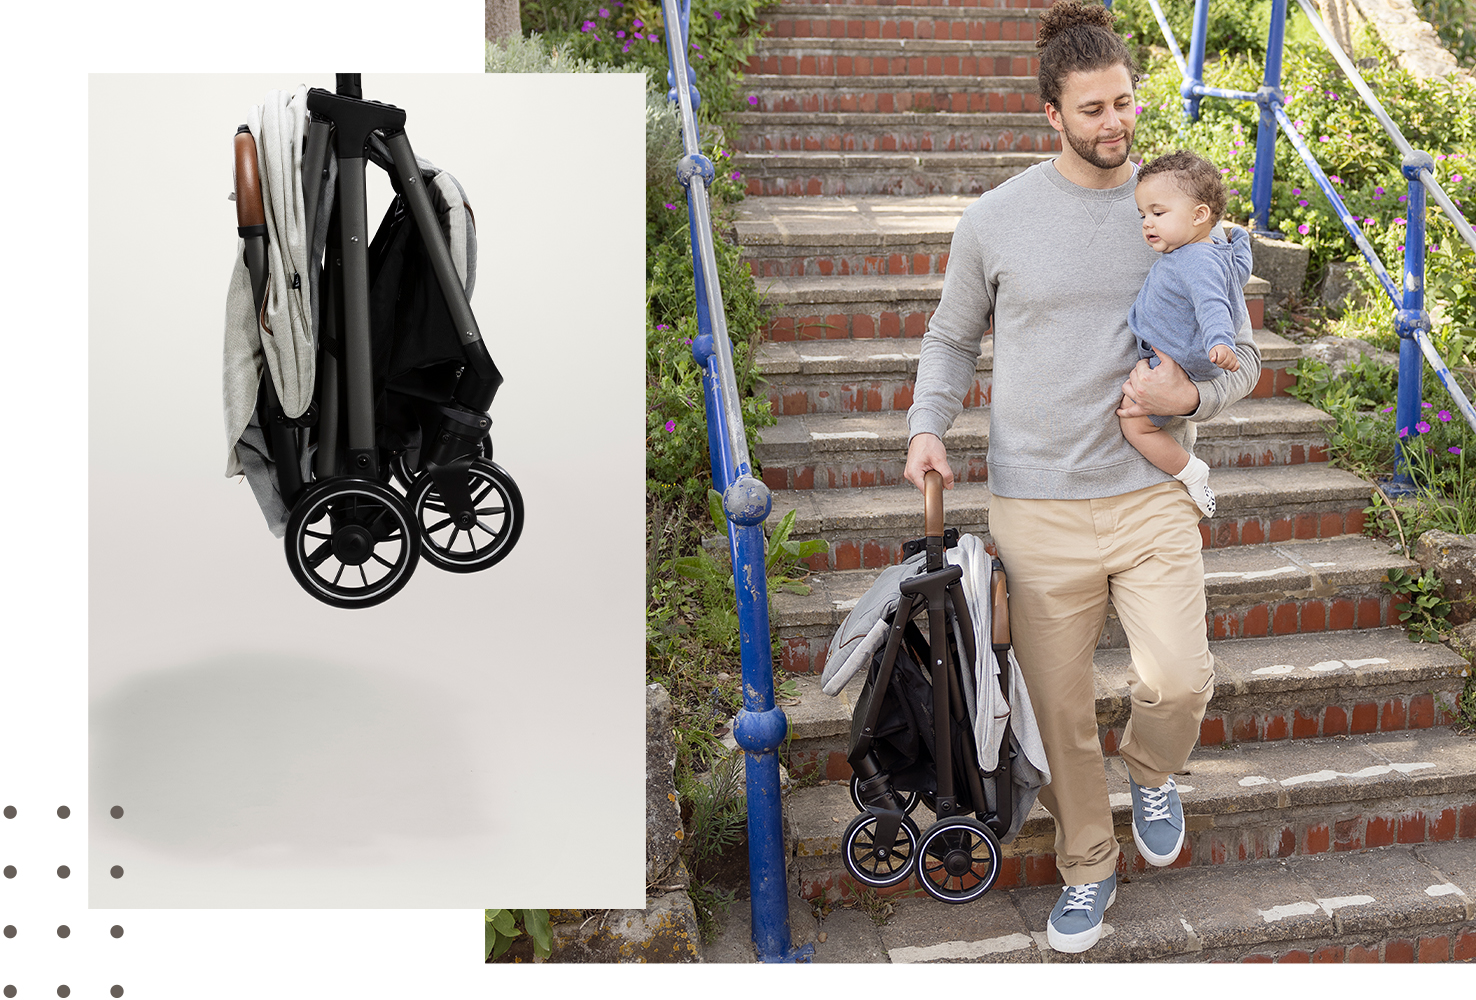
[1250,0,1289,234]
[1389,152,1435,495]
[1183,0,1210,121]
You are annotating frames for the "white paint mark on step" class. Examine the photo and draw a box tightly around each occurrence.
[1253,664,1297,675]
[1426,883,1465,898]
[797,355,844,362]
[1203,566,1299,580]
[865,353,915,362]
[1309,562,1338,567]
[1310,660,1346,672]
[1342,658,1391,669]
[811,431,880,440]
[888,933,1035,963]
[1239,776,1272,786]
[1280,762,1436,786]
[1317,895,1375,916]
[1258,901,1321,922]
[833,598,860,611]
[1110,793,1131,808]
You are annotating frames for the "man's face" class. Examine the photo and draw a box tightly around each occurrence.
[1047,65,1137,172]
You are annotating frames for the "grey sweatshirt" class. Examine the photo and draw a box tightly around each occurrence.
[907,160,1261,500]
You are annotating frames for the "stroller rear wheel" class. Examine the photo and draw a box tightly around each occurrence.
[848,774,921,817]
[407,459,523,573]
[916,816,1002,904]
[841,812,921,889]
[285,478,421,608]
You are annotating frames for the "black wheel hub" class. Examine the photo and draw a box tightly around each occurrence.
[944,846,972,877]
[332,523,376,565]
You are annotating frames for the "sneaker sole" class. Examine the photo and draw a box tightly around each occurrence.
[1132,819,1186,867]
[1045,887,1117,953]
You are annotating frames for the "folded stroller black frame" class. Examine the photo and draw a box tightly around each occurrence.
[234,74,520,607]
[844,470,1014,903]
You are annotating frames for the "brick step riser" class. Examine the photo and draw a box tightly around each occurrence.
[745,52,1040,77]
[769,0,1056,9]
[763,17,1036,40]
[738,128,1060,153]
[761,349,1285,412]
[747,91,1044,114]
[747,249,951,279]
[794,792,1476,904]
[787,688,1461,785]
[744,167,1040,197]
[758,436,1330,492]
[783,500,1365,574]
[777,585,1403,674]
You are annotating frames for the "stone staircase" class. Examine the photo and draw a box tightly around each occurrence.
[728,0,1476,963]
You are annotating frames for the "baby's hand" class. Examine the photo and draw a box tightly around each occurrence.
[1209,344,1240,372]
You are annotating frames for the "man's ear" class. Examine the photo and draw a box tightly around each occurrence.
[1044,102,1064,133]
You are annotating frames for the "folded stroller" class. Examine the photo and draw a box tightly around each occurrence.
[226,74,522,608]
[821,471,1048,903]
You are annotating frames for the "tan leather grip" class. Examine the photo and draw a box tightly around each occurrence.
[234,130,266,229]
[991,568,1010,646]
[924,470,943,537]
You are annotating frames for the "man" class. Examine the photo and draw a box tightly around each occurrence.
[902,1,1260,954]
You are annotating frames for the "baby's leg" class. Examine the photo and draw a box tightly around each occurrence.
[1120,406,1217,518]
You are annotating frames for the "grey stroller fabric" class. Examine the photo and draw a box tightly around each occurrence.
[821,534,1050,843]
[221,85,477,536]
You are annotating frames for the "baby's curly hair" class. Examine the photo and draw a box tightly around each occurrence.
[1036,0,1138,109]
[1137,150,1228,221]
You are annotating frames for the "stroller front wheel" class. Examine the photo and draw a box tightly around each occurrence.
[916,816,1002,904]
[848,774,921,817]
[841,812,921,889]
[407,459,523,573]
[284,478,422,608]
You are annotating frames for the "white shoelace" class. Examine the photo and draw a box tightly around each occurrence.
[1061,883,1100,914]
[1138,778,1176,823]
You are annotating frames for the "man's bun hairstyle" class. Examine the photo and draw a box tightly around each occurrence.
[1036,0,1138,110]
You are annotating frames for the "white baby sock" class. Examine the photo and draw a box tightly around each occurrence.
[1174,456,1216,519]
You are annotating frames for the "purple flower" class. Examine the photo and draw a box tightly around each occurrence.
[713,9,722,17]
[730,171,742,181]
[664,202,678,210]
[1438,410,1452,422]
[1417,421,1432,433]
[664,419,676,433]
[616,30,625,38]
[657,324,670,330]
[1450,447,1464,455]
[598,7,609,16]
[1381,405,1395,413]
[633,18,643,27]
[581,20,594,31]
[1394,218,1406,226]
[1330,175,1342,184]
[681,337,692,345]
[1319,135,1330,142]
[1298,223,1310,235]
[1437,153,1447,160]
[748,95,758,106]
[1136,105,1143,114]
[633,31,643,38]
[1220,167,1230,174]
[1298,199,1308,207]
[1376,186,1385,195]
[1229,189,1239,196]
[1454,174,1464,183]
[1293,188,1302,195]
[1399,426,1410,438]
[1399,194,1408,202]
[1365,218,1376,225]
[1423,401,1433,408]
[622,42,631,52]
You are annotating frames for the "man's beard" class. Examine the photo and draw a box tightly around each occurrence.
[1062,120,1134,169]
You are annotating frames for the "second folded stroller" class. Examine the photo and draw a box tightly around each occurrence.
[821,471,1047,904]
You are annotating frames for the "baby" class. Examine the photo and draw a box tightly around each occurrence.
[1124,150,1253,519]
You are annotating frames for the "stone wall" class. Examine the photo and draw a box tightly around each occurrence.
[1343,0,1473,82]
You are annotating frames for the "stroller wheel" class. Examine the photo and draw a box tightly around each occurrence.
[848,774,921,817]
[390,434,493,492]
[284,478,421,608]
[841,812,921,889]
[407,459,523,573]
[916,816,1002,904]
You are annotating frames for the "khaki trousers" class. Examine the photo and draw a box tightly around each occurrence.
[989,481,1215,885]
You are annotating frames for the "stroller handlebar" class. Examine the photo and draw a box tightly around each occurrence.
[924,470,944,538]
[233,128,266,231]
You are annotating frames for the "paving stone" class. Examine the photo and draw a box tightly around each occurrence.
[812,905,890,962]
[879,890,1040,962]
[1284,847,1471,935]
[1413,839,1476,917]
[1149,859,1331,951]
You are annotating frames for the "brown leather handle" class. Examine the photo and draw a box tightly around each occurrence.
[924,470,943,538]
[991,567,1010,647]
[234,130,266,229]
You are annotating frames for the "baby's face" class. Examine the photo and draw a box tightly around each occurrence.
[1135,174,1208,254]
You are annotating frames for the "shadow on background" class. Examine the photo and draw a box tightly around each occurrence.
[90,653,487,861]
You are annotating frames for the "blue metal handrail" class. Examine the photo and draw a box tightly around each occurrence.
[1148,0,1476,490]
[660,0,811,964]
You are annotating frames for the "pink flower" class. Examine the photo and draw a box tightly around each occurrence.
[748,95,758,106]
[1399,426,1410,438]
[1330,175,1342,184]
[664,419,676,433]
[1319,135,1330,142]
[1451,446,1464,455]
[1381,405,1395,413]
[633,18,643,27]
[730,171,741,181]
[1298,223,1310,235]
[1417,421,1432,433]
[712,9,722,17]
[1298,199,1308,206]
[1438,410,1453,422]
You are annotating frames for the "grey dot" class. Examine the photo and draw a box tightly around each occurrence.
[110,806,124,819]
[56,926,69,939]
[2,926,13,938]
[56,866,69,879]
[111,990,124,999]
[55,807,69,820]
[57,988,69,999]
[109,866,123,879]
[2,806,13,819]
[110,925,124,939]
[3,986,13,998]
[3,867,14,879]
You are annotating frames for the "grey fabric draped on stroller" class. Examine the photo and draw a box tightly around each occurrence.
[821,472,1049,903]
[225,75,523,608]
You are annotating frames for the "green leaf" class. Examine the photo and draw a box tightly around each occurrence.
[520,909,553,958]
[489,909,518,937]
[708,488,729,535]
[485,918,498,960]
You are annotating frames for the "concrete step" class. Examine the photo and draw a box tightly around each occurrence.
[755,326,1295,413]
[783,629,1468,782]
[761,4,1041,43]
[730,110,1060,154]
[745,39,1039,79]
[737,194,971,278]
[755,396,1334,491]
[811,843,1476,962]
[739,149,1055,197]
[787,726,1476,904]
[764,464,1374,573]
[741,73,1042,116]
[772,534,1418,672]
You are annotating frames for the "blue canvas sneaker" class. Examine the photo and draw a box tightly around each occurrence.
[1046,873,1117,953]
[1129,774,1186,866]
